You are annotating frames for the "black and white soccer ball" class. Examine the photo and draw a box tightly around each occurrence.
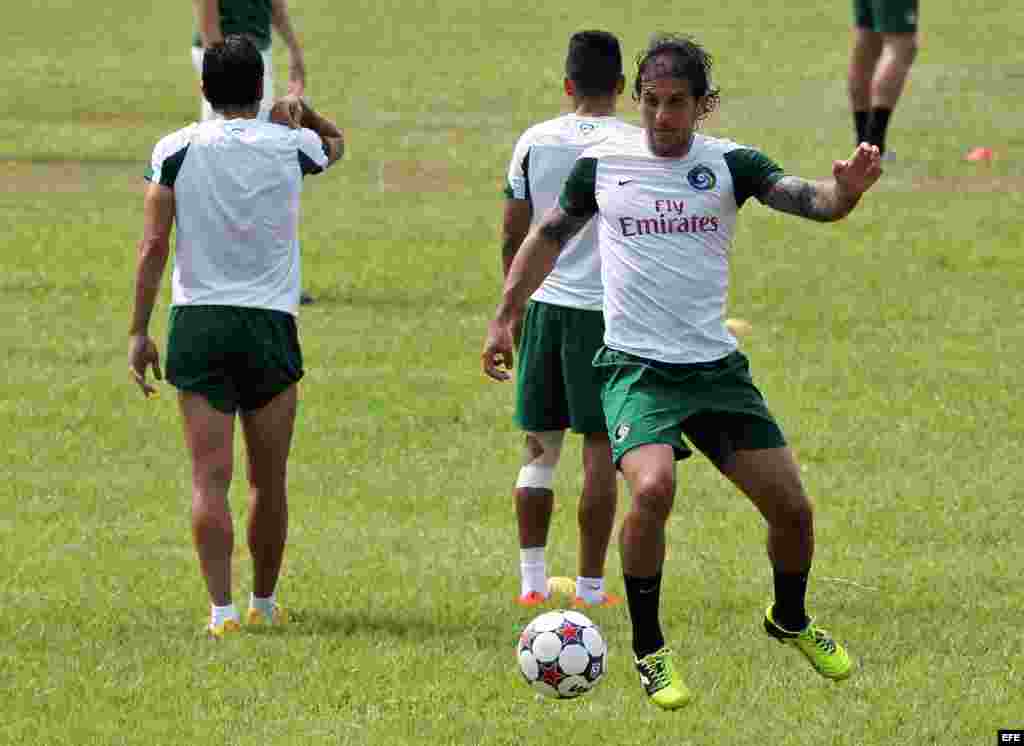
[516,610,607,698]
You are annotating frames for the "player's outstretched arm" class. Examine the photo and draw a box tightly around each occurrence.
[759,143,882,222]
[482,206,588,381]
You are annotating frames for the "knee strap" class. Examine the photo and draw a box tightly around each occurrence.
[515,431,565,489]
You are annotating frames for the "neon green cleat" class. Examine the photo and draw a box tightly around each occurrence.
[207,618,241,639]
[764,605,852,680]
[634,648,693,710]
[246,605,289,626]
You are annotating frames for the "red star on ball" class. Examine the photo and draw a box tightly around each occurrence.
[559,622,581,644]
[540,662,565,686]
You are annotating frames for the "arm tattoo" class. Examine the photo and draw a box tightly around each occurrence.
[501,233,522,265]
[760,176,830,221]
[760,175,855,222]
[538,208,591,247]
[501,234,517,257]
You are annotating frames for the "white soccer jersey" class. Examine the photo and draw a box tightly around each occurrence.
[506,114,641,311]
[146,118,328,315]
[559,132,785,363]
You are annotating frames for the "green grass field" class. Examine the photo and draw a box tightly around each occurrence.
[3,1,1023,743]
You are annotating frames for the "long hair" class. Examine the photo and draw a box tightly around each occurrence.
[633,33,720,120]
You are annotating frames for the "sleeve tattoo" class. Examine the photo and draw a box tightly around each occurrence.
[760,176,853,222]
[537,207,591,247]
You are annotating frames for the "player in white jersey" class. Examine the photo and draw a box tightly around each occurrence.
[191,0,315,305]
[484,34,882,708]
[128,35,343,638]
[502,31,640,610]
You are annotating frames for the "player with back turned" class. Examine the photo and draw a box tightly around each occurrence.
[501,31,640,610]
[192,0,317,305]
[129,35,343,637]
[484,33,882,709]
[191,0,306,122]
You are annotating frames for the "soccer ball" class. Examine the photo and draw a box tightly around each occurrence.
[516,610,607,698]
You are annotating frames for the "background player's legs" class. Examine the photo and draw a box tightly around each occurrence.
[872,33,918,107]
[179,391,236,611]
[576,431,618,603]
[717,446,814,630]
[515,431,563,603]
[848,28,883,144]
[619,443,675,657]
[866,32,918,153]
[240,384,297,605]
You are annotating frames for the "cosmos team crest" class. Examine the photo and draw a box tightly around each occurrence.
[687,164,716,191]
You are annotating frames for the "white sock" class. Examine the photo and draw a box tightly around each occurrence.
[250,593,276,616]
[576,576,605,604]
[211,602,239,628]
[520,547,547,597]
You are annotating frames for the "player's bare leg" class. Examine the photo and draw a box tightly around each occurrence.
[848,29,882,112]
[516,433,555,548]
[515,431,561,605]
[179,391,238,634]
[619,443,673,652]
[240,384,297,605]
[619,443,674,581]
[848,28,883,144]
[867,31,918,154]
[872,33,918,109]
[619,443,690,708]
[720,446,813,577]
[720,446,852,679]
[575,431,619,605]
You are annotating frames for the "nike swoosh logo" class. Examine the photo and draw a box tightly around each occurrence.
[618,179,633,186]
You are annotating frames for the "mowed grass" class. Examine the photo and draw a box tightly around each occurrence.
[2,1,1023,744]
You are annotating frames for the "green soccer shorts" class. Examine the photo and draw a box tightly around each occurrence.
[594,346,786,467]
[854,0,918,33]
[515,300,607,434]
[166,305,303,414]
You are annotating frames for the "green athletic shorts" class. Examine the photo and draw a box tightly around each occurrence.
[594,346,786,467]
[166,305,303,414]
[515,300,607,434]
[854,0,918,32]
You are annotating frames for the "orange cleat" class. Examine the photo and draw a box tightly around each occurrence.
[515,591,550,607]
[573,593,624,609]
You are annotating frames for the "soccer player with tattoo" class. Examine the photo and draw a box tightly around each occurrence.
[483,33,881,709]
[502,31,640,610]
